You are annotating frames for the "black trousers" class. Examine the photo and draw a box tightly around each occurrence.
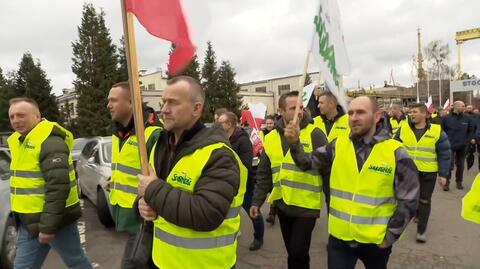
[327,236,392,269]
[277,209,317,269]
[448,147,467,183]
[417,172,437,234]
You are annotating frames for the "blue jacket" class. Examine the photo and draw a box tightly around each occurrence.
[441,112,476,150]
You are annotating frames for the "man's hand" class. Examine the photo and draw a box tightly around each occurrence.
[377,239,392,249]
[138,165,158,196]
[249,206,260,219]
[470,139,476,144]
[138,197,157,221]
[438,176,447,187]
[284,121,300,145]
[38,232,55,244]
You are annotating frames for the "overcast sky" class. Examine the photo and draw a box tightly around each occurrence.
[1,0,479,96]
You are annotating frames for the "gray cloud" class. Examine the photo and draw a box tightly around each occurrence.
[0,0,478,95]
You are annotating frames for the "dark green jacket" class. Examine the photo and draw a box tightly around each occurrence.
[111,107,162,234]
[17,126,81,236]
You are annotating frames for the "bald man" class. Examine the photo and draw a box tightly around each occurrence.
[284,96,419,269]
[442,101,476,190]
[8,98,92,269]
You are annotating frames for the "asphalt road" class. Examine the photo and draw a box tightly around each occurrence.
[44,166,480,269]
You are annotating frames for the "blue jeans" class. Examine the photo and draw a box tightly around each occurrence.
[14,222,93,269]
[242,189,264,241]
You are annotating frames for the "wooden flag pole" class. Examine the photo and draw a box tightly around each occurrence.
[121,0,149,176]
[292,50,312,125]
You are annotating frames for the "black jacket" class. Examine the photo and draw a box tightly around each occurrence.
[145,122,240,231]
[441,112,476,150]
[229,127,254,192]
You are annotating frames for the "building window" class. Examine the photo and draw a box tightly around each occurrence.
[69,103,74,114]
[255,86,267,93]
[140,85,146,91]
[148,84,155,91]
[278,84,290,95]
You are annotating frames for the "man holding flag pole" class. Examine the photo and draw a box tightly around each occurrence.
[120,1,247,269]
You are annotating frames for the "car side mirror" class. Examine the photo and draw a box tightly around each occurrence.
[88,156,95,163]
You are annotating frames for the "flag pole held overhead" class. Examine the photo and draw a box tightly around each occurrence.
[120,0,149,178]
[293,50,312,125]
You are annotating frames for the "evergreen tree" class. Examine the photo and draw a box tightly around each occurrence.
[216,61,242,117]
[13,52,61,122]
[201,41,220,122]
[0,68,14,131]
[166,43,201,81]
[72,4,119,136]
[117,36,129,82]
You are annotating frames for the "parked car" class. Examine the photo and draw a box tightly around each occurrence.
[76,137,115,228]
[72,138,93,173]
[0,147,15,269]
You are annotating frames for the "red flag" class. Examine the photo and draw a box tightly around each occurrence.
[126,0,195,75]
[240,110,263,130]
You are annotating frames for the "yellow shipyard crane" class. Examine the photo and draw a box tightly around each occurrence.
[456,27,480,79]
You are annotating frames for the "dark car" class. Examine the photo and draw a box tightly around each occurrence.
[0,148,16,269]
[76,137,114,228]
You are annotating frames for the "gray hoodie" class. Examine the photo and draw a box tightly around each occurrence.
[289,122,420,245]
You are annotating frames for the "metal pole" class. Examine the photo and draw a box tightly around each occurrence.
[439,64,442,105]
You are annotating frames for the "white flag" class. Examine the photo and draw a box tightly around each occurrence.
[302,83,316,107]
[311,0,350,110]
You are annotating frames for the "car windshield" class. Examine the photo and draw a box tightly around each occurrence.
[73,139,89,151]
[102,142,112,163]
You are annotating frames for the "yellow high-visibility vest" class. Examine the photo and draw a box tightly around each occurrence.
[399,123,440,172]
[150,142,247,269]
[264,123,323,210]
[8,120,79,213]
[462,173,480,224]
[110,126,160,208]
[314,114,350,142]
[329,136,401,244]
[390,118,406,136]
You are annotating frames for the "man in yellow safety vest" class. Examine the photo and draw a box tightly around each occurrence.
[285,96,419,269]
[8,98,92,269]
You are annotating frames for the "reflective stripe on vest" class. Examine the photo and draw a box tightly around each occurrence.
[462,173,480,224]
[399,123,440,172]
[110,126,160,208]
[8,119,79,214]
[151,142,247,269]
[329,136,401,244]
[330,188,396,206]
[314,114,350,142]
[264,124,323,210]
[11,180,77,195]
[155,227,237,249]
